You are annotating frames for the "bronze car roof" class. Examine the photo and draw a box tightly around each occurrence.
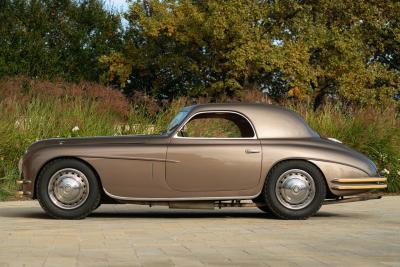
[184,103,319,139]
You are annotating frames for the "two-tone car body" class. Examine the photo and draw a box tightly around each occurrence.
[18,104,387,219]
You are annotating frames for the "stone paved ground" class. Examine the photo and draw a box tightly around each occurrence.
[0,196,399,267]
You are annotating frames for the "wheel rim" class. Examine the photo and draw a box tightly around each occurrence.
[48,168,89,210]
[275,169,315,210]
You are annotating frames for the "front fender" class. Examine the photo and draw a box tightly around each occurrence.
[20,145,89,199]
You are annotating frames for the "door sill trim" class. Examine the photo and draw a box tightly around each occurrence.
[103,188,260,201]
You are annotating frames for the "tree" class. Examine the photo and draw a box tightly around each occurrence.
[100,0,399,106]
[0,0,123,81]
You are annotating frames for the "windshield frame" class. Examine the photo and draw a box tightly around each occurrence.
[162,110,190,136]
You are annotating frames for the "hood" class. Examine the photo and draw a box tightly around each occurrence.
[26,134,170,153]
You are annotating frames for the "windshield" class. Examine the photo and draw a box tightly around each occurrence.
[163,110,189,135]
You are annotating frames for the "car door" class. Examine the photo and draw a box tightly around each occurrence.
[166,111,262,192]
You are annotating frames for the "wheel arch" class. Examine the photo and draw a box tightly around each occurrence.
[256,158,331,199]
[32,156,104,199]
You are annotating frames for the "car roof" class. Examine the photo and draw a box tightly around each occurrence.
[183,103,319,139]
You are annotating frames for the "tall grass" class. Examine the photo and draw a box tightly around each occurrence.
[0,98,117,199]
[0,78,186,200]
[0,77,399,200]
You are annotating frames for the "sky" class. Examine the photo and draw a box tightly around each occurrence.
[105,0,129,12]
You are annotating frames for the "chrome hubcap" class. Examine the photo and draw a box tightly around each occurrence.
[48,168,89,209]
[275,169,315,210]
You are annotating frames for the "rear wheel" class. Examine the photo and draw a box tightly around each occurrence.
[262,160,326,220]
[36,159,100,219]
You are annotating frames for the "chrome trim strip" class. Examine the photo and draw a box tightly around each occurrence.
[173,110,258,140]
[173,137,257,140]
[103,188,260,201]
[78,155,180,163]
[332,177,387,183]
[331,177,387,190]
[332,185,387,190]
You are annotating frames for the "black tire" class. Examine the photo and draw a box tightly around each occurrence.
[255,204,271,213]
[262,160,326,220]
[251,196,271,213]
[93,203,102,211]
[36,158,101,219]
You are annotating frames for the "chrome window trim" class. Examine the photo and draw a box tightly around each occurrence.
[172,110,258,140]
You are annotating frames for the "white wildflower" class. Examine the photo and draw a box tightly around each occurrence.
[397,170,400,176]
[72,126,80,132]
[148,125,155,134]
[381,168,390,175]
[115,125,122,134]
[14,120,20,128]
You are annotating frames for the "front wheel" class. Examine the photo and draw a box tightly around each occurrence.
[36,159,101,219]
[262,160,326,220]
[255,204,271,213]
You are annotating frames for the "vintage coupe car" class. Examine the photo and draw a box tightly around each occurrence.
[17,104,387,219]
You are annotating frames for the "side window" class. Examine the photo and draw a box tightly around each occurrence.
[177,112,255,138]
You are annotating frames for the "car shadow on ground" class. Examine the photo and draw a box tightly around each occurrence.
[89,210,350,220]
[90,210,279,219]
[0,206,351,220]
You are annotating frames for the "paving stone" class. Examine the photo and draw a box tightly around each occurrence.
[0,197,399,266]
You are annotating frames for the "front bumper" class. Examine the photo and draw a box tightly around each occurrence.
[331,177,387,190]
[16,179,33,198]
[16,156,34,198]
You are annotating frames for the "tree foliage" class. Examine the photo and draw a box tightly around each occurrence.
[0,0,398,106]
[0,0,123,81]
[100,0,399,106]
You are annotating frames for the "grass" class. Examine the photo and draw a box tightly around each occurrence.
[0,77,399,200]
[0,98,117,199]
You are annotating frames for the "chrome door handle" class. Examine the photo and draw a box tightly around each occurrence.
[245,149,260,154]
